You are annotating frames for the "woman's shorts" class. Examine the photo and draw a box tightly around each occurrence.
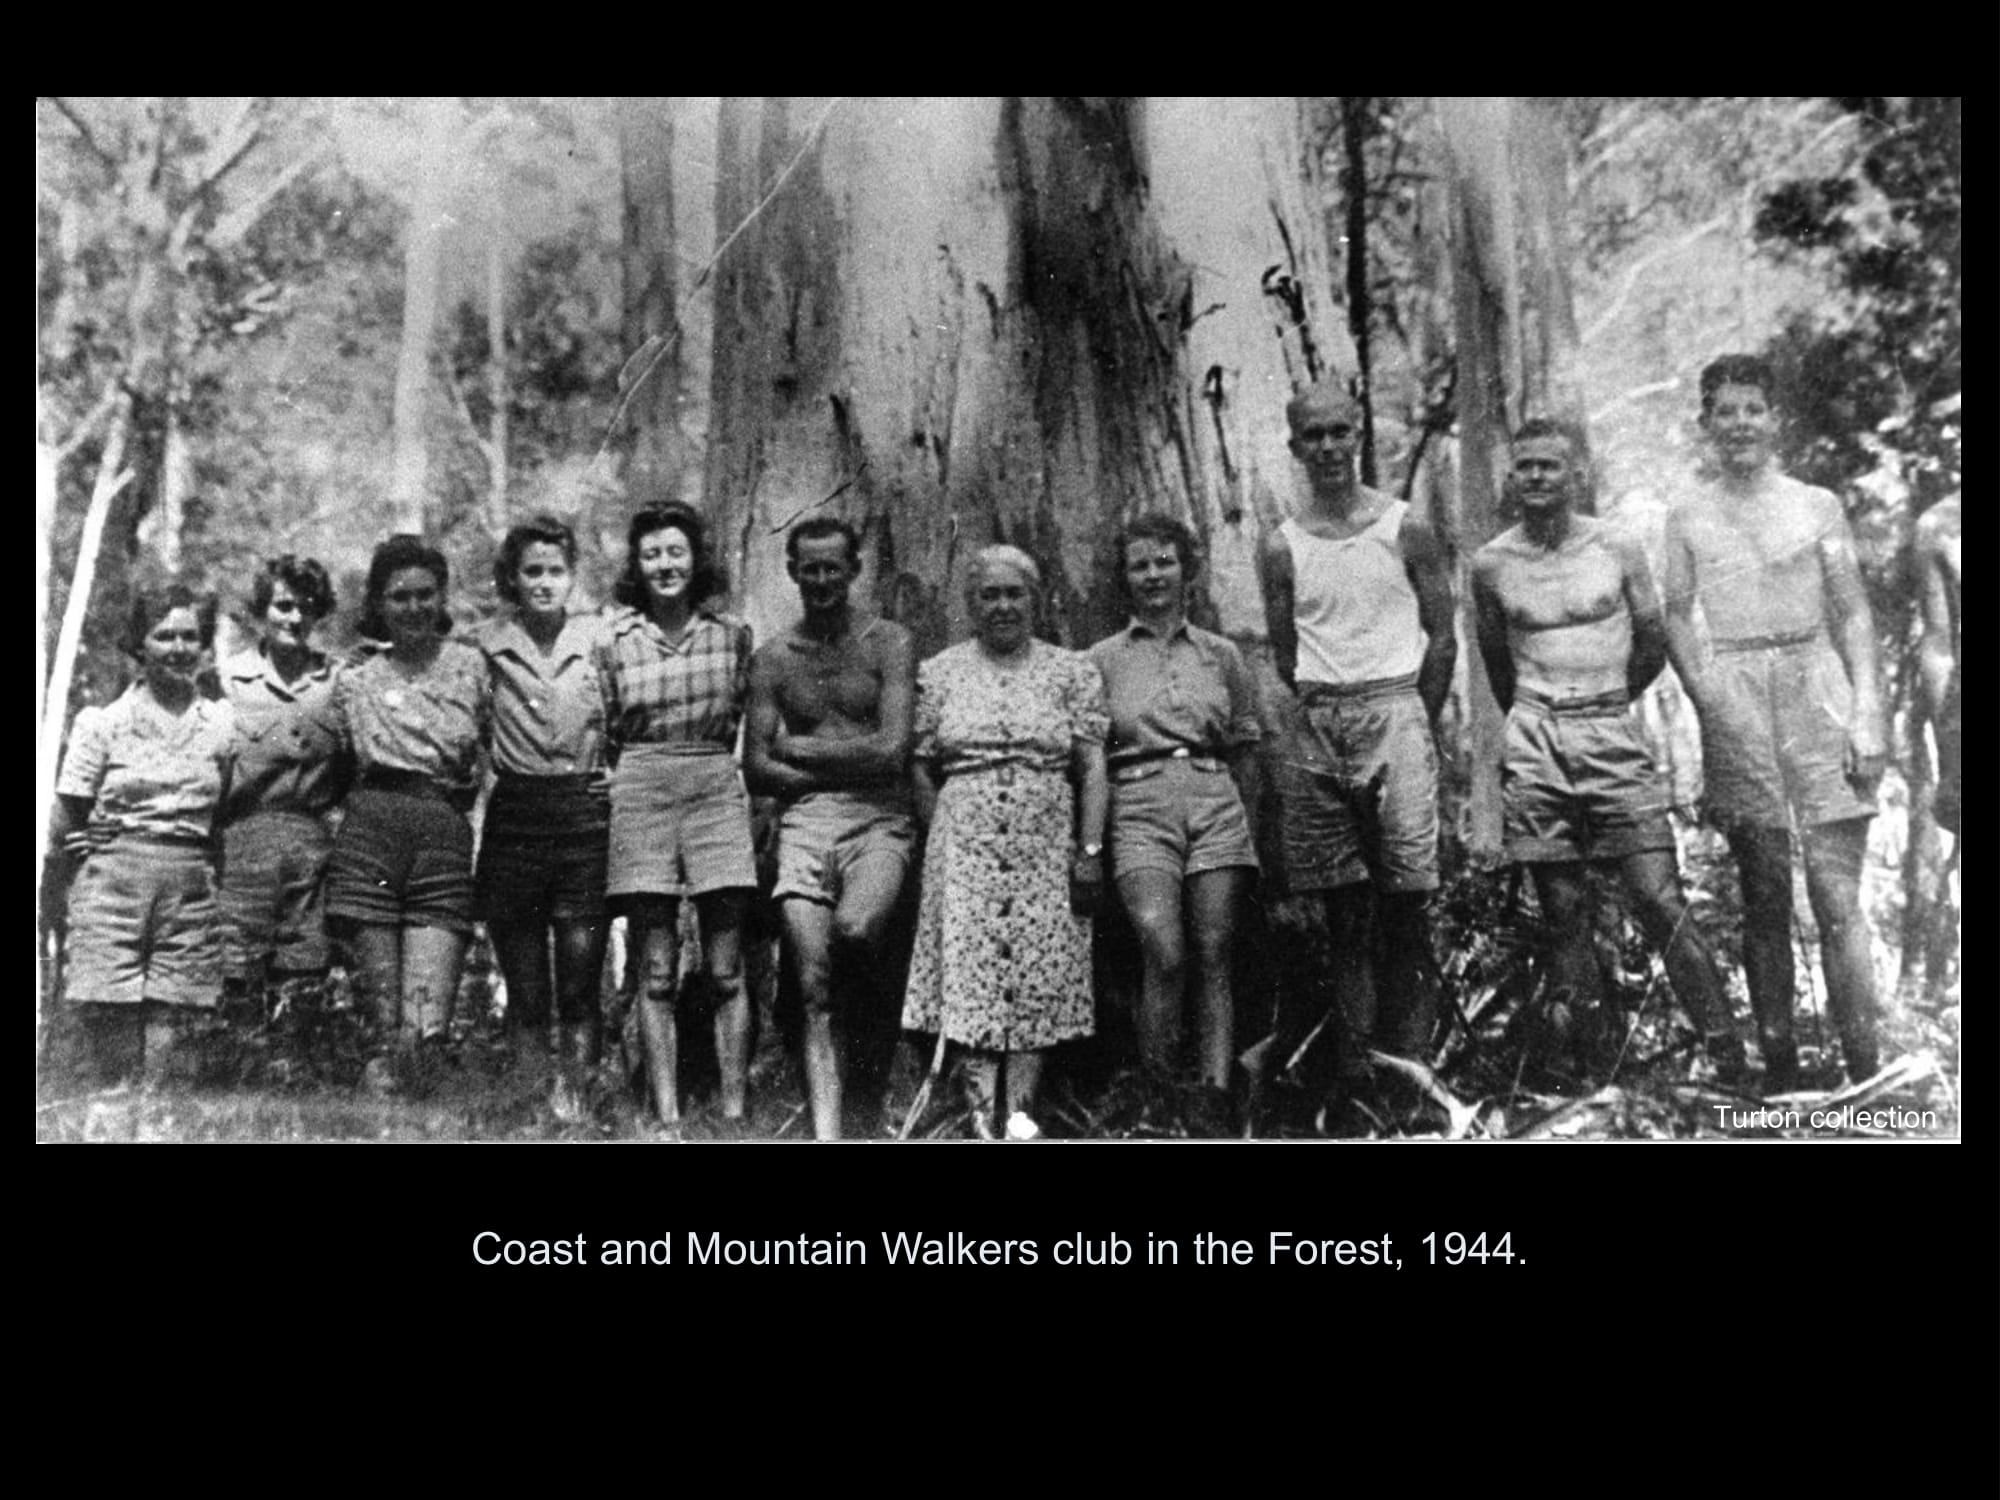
[326,787,475,934]
[65,839,223,1009]
[476,774,610,924]
[220,810,333,978]
[607,745,757,900]
[1109,754,1259,883]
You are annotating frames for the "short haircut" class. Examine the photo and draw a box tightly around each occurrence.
[614,501,724,610]
[965,543,1043,601]
[786,515,861,568]
[358,534,452,641]
[1510,416,1579,453]
[1117,513,1201,584]
[1699,354,1778,417]
[1286,378,1362,433]
[250,555,336,622]
[125,582,219,655]
[495,514,579,605]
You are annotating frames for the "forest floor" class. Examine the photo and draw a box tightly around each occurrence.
[34,930,1959,1144]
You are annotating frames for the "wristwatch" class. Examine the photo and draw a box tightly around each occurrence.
[1078,842,1104,858]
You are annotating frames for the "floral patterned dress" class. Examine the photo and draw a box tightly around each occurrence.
[902,639,1108,1050]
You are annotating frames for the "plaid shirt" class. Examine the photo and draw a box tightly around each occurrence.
[598,606,752,752]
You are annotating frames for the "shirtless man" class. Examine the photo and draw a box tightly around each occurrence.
[1472,419,1743,1078]
[1914,492,1960,837]
[1261,381,1456,1102]
[1663,354,1887,1089]
[744,517,916,1139]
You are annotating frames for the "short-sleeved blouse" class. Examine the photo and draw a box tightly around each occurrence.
[219,646,346,818]
[478,610,609,781]
[331,638,490,797]
[597,606,753,752]
[56,686,236,844]
[913,639,1109,774]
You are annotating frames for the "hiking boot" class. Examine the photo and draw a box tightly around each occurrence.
[1761,1044,1801,1096]
[1183,1084,1237,1139]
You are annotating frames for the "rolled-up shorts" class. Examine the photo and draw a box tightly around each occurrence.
[772,789,916,906]
[1109,752,1259,882]
[65,838,222,1009]
[326,787,476,934]
[608,744,757,900]
[1277,676,1439,893]
[1502,693,1675,864]
[220,810,333,978]
[1698,634,1875,830]
[476,773,610,924]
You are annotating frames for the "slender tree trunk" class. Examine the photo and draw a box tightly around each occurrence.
[390,97,454,534]
[619,96,685,507]
[1340,96,1378,486]
[486,223,508,531]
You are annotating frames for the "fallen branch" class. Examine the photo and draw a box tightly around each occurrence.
[1369,1049,1485,1139]
[898,1028,950,1140]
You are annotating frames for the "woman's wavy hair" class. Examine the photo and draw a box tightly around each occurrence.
[357,534,452,641]
[124,582,219,656]
[1115,513,1201,596]
[494,514,579,606]
[250,554,336,622]
[614,501,724,610]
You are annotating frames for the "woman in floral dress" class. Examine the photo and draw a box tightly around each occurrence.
[904,545,1109,1140]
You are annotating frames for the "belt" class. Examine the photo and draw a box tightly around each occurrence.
[356,767,455,799]
[113,833,211,850]
[1109,746,1228,783]
[1513,687,1630,717]
[1297,671,1420,705]
[619,741,731,757]
[1712,627,1823,654]
[493,769,601,789]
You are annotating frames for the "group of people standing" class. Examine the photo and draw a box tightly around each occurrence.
[45,350,1937,1138]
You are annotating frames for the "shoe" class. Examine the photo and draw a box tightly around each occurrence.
[1004,1111,1043,1141]
[1700,1032,1751,1087]
[1761,1044,1801,1096]
[360,1056,399,1098]
[1183,1084,1237,1139]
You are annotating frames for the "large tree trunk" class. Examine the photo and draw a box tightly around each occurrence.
[390,97,455,534]
[619,96,687,508]
[703,96,1343,654]
[486,224,509,531]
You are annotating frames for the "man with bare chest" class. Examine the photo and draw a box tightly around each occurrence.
[1260,381,1456,1108]
[1472,419,1742,1079]
[744,517,916,1138]
[1664,354,1887,1089]
[1915,492,1960,836]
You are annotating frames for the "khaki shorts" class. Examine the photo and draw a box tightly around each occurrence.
[772,790,916,906]
[1109,753,1258,882]
[221,810,333,978]
[1502,693,1674,864]
[65,839,223,1009]
[1277,677,1440,893]
[608,744,757,899]
[1699,634,1874,830]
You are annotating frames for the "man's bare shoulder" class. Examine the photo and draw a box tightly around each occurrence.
[1472,525,1528,574]
[1396,505,1446,563]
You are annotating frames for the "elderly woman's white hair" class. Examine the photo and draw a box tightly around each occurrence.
[964,543,1044,599]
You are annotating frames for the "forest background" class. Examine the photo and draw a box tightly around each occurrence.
[34,96,1961,1140]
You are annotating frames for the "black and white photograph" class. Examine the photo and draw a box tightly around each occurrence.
[34,96,1962,1144]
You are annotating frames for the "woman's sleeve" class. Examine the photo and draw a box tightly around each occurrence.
[1064,654,1110,744]
[54,706,108,801]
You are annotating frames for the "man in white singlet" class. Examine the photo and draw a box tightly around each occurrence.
[1260,381,1456,1110]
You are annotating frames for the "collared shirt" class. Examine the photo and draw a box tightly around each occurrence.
[597,606,752,751]
[218,644,347,818]
[331,638,490,795]
[56,685,236,844]
[478,610,609,780]
[1089,619,1262,768]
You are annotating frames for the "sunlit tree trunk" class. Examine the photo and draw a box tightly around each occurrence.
[390,96,454,534]
[619,96,687,508]
[486,226,509,530]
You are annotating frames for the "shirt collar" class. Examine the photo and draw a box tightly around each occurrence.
[224,644,332,697]
[1125,616,1192,643]
[487,611,594,670]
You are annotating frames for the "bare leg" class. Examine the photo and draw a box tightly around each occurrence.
[832,853,910,1133]
[490,917,554,1053]
[630,898,682,1127]
[346,923,405,1036]
[1322,886,1377,1085]
[1185,868,1249,1090]
[696,889,751,1122]
[402,926,469,1042]
[1529,865,1601,1068]
[552,916,608,1039]
[781,898,841,1139]
[1620,850,1736,1046]
[1117,868,1187,1078]
[1727,825,1797,1072]
[1378,890,1443,1061]
[1800,818,1881,1081]
[1003,1047,1046,1120]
